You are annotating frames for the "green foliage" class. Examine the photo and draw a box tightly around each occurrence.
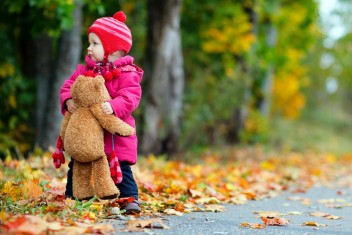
[180,0,250,147]
[0,0,79,156]
[240,110,269,144]
[0,0,348,155]
[2,0,75,37]
[268,108,352,154]
[0,30,35,158]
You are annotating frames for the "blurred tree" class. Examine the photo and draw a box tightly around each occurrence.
[141,0,184,155]
[0,0,81,155]
[0,0,147,156]
[180,0,319,147]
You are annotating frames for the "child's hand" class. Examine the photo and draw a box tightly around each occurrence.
[101,102,113,114]
[66,99,77,113]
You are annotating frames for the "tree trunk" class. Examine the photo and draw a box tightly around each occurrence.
[41,2,83,149]
[35,34,52,147]
[142,0,184,155]
[226,2,258,143]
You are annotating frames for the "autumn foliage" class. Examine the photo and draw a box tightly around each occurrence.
[1,148,351,234]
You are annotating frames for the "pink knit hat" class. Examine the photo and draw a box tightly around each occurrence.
[88,11,132,55]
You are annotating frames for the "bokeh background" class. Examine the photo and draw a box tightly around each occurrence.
[1,0,352,158]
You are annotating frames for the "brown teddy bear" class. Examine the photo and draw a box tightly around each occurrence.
[59,75,135,200]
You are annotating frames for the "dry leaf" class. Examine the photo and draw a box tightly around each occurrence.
[195,197,220,204]
[204,204,226,212]
[5,215,48,235]
[48,178,66,196]
[287,211,302,215]
[22,179,43,200]
[310,212,329,217]
[164,208,184,216]
[126,219,170,231]
[302,221,327,227]
[175,201,185,212]
[261,216,289,226]
[240,222,266,229]
[254,211,281,217]
[310,212,341,220]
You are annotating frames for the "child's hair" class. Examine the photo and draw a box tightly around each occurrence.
[88,11,132,56]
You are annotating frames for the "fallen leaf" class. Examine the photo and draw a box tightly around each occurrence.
[310,212,329,217]
[48,178,66,196]
[90,202,104,212]
[254,211,281,217]
[195,197,220,204]
[126,219,170,231]
[261,216,289,226]
[204,204,226,212]
[5,215,48,235]
[309,212,341,220]
[287,211,302,215]
[175,201,185,212]
[302,221,327,227]
[164,208,184,216]
[240,222,266,229]
[188,189,203,198]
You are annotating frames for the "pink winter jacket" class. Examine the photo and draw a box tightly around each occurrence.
[60,55,143,164]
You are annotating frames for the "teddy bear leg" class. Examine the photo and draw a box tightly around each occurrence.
[92,156,120,199]
[73,161,95,200]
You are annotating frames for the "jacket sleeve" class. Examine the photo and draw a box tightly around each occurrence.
[59,65,86,115]
[109,71,142,118]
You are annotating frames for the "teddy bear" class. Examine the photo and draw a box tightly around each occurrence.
[58,75,135,200]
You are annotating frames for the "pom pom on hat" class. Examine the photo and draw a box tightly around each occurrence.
[113,11,126,22]
[88,11,132,55]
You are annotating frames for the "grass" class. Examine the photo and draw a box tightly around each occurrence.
[267,107,352,155]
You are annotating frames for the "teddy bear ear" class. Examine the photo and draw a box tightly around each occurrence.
[95,75,105,83]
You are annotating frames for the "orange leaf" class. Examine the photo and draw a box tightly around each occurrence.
[175,201,185,212]
[240,222,266,229]
[302,221,327,227]
[4,216,26,230]
[5,215,48,235]
[261,216,289,226]
[22,180,43,200]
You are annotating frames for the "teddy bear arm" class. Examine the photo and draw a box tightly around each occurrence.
[90,104,135,136]
[60,112,72,143]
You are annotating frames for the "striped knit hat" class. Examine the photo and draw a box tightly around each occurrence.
[88,11,132,56]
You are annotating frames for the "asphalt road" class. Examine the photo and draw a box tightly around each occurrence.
[107,185,352,235]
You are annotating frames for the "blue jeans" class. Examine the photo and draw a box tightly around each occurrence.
[65,159,139,200]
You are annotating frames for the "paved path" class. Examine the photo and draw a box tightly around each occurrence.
[108,185,352,235]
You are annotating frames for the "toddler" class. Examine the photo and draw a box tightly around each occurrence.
[56,11,143,214]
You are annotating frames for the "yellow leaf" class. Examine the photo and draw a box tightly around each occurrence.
[81,211,96,221]
[302,221,327,227]
[9,95,17,108]
[2,182,21,201]
[22,180,43,200]
[90,203,103,212]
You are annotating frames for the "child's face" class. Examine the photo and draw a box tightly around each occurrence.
[87,33,105,62]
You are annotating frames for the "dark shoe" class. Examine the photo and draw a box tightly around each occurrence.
[121,200,141,215]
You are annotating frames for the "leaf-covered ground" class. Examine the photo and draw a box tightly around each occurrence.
[1,147,352,234]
